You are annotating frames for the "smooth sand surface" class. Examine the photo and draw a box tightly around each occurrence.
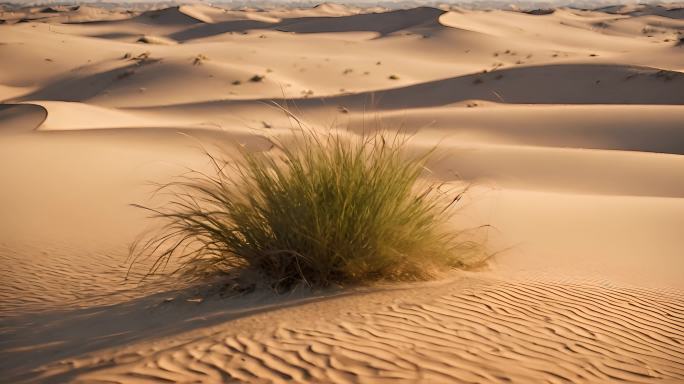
[1,2,683,383]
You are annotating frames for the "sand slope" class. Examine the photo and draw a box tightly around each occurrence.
[1,3,683,383]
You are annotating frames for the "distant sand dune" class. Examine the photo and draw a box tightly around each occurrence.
[330,64,684,108]
[135,6,209,26]
[597,4,684,19]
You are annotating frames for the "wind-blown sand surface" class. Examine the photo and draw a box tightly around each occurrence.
[1,2,684,383]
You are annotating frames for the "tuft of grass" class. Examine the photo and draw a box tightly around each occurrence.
[193,54,209,66]
[130,129,482,290]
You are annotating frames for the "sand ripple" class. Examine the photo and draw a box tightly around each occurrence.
[75,278,684,383]
[0,241,178,316]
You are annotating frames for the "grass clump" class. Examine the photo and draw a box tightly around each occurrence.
[249,75,264,82]
[131,129,480,290]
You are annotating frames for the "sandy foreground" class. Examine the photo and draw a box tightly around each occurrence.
[1,2,684,383]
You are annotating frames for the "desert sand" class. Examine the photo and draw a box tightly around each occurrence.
[1,2,684,383]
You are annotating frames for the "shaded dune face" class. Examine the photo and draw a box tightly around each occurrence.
[0,104,47,133]
[1,2,684,383]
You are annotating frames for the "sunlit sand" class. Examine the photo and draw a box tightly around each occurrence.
[1,2,683,382]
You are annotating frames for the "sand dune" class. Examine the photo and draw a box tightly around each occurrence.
[135,6,211,25]
[597,3,684,19]
[1,3,683,383]
[316,63,684,108]
[346,105,684,154]
[163,7,447,42]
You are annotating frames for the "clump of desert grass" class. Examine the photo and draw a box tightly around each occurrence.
[129,128,483,291]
